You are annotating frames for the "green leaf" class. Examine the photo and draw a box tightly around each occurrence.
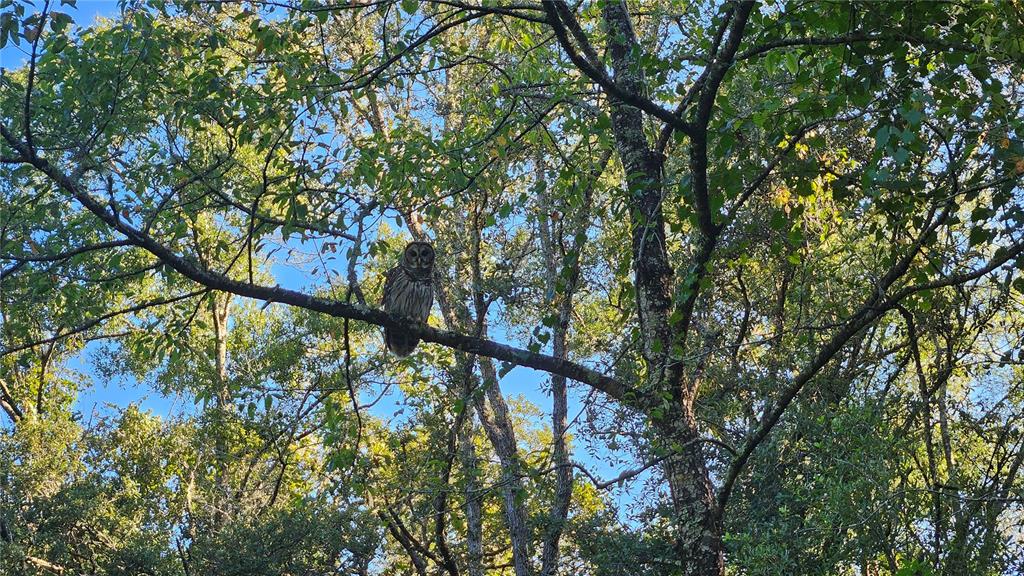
[969,226,990,247]
[770,210,787,231]
[970,205,992,222]
[49,11,73,33]
[784,52,799,75]
[874,125,891,151]
[892,147,909,165]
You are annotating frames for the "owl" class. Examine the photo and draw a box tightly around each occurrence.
[382,241,435,356]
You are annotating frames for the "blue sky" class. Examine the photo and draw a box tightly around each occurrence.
[1,1,120,68]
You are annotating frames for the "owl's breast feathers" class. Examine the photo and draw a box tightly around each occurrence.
[400,264,433,283]
[382,266,434,356]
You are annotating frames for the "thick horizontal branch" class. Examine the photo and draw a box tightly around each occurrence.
[0,125,630,403]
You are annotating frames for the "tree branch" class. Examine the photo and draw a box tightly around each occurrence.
[1,240,133,266]
[737,32,975,61]
[689,0,755,237]
[1,290,208,358]
[715,219,1024,519]
[0,125,632,404]
[542,0,695,137]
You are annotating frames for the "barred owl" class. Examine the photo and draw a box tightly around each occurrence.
[382,242,435,356]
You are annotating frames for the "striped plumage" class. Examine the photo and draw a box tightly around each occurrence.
[382,242,435,356]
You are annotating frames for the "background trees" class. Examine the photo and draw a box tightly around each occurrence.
[2,0,1024,574]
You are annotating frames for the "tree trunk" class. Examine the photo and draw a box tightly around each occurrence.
[600,3,724,573]
[460,418,484,576]
[477,358,534,576]
[537,144,573,576]
[210,292,231,529]
[663,412,724,576]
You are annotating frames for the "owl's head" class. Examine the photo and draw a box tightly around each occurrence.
[402,241,435,277]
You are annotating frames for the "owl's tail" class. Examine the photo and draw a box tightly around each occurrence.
[385,329,420,357]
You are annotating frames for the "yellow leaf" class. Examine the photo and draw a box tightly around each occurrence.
[773,186,791,207]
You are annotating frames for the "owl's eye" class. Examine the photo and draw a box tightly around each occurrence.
[407,244,432,262]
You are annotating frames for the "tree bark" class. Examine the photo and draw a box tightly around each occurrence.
[459,418,484,576]
[536,144,570,576]
[210,292,232,529]
[599,3,724,573]
[536,143,608,576]
[600,2,674,377]
[477,358,534,576]
[662,414,724,576]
